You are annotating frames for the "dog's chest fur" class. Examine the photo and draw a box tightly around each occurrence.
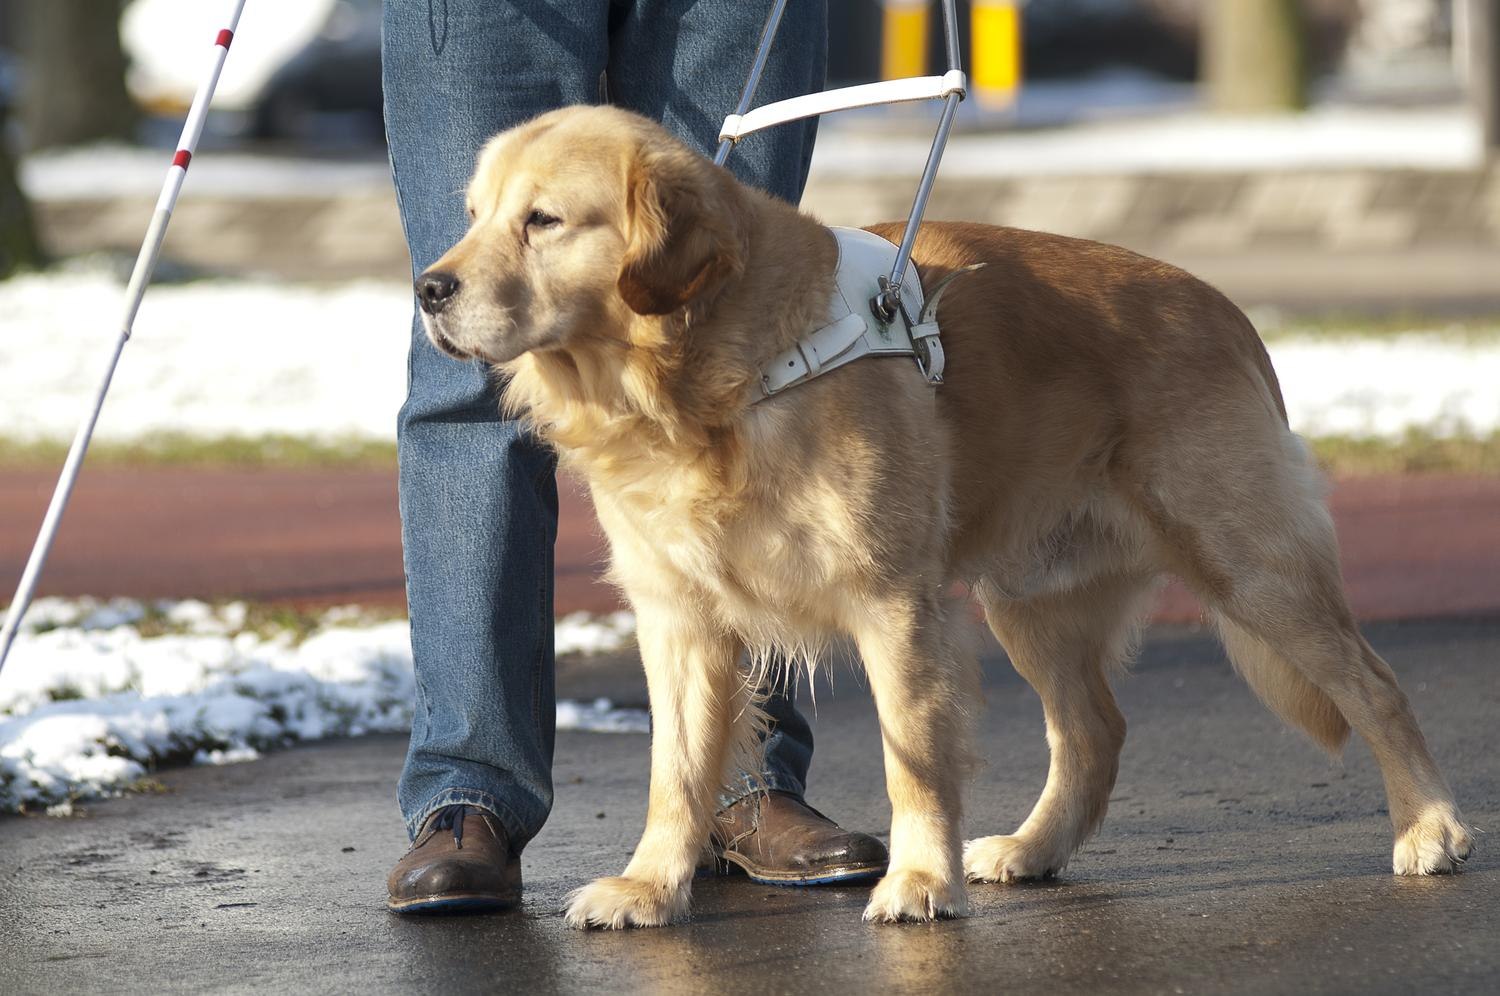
[586,450,874,650]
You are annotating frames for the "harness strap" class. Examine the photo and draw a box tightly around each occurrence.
[905,262,985,386]
[757,227,931,401]
[908,319,945,382]
[761,312,920,396]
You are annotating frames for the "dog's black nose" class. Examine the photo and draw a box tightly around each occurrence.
[417,270,460,315]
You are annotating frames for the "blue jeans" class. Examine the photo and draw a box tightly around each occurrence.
[383,0,828,847]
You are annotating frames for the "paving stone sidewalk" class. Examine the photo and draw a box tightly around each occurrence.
[27,104,1500,311]
[36,166,1500,306]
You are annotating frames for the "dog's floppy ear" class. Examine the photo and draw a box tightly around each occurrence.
[617,145,746,316]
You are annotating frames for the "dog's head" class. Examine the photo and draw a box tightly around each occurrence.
[416,105,749,365]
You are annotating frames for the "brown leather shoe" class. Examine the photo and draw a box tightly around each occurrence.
[386,805,522,914]
[710,791,888,885]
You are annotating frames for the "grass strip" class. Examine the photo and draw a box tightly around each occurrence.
[1307,430,1500,477]
[13,598,404,646]
[2,430,1499,476]
[0,433,397,469]
[1252,312,1500,343]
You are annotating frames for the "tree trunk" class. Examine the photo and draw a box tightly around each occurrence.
[1205,0,1309,112]
[0,110,46,277]
[19,0,137,149]
[1471,0,1500,155]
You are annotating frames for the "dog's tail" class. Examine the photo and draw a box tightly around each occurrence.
[1213,613,1351,754]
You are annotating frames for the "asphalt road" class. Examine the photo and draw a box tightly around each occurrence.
[2,616,1496,995]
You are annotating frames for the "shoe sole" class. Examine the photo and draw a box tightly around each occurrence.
[715,848,887,887]
[386,892,519,915]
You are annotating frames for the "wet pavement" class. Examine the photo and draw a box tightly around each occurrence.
[2,616,1496,995]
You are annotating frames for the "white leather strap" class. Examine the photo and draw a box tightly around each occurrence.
[758,227,939,401]
[761,311,918,396]
[720,71,967,144]
[761,314,847,394]
[908,319,945,381]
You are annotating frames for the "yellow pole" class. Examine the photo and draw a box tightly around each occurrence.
[882,0,929,80]
[972,0,1023,110]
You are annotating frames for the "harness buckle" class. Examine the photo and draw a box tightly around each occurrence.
[873,277,944,386]
[909,320,945,384]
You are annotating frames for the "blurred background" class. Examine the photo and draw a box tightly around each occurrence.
[0,0,1495,289]
[2,0,1499,624]
[1,0,1497,592]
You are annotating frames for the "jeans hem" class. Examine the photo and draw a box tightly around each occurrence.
[718,772,805,810]
[406,787,535,848]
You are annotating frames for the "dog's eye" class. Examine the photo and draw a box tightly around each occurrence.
[526,209,562,230]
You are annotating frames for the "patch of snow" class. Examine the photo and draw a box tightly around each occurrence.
[21,146,393,202]
[814,105,1483,178]
[1272,335,1500,439]
[1,268,1497,448]
[554,610,637,658]
[0,600,647,814]
[193,746,261,766]
[162,598,246,635]
[122,0,339,114]
[21,107,1480,203]
[0,267,411,443]
[556,698,650,736]
[19,596,150,633]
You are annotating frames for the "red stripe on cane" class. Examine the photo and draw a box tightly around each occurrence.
[216,29,234,49]
[172,150,192,170]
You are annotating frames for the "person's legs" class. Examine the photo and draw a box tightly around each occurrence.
[384,0,881,905]
[607,0,828,806]
[382,0,610,850]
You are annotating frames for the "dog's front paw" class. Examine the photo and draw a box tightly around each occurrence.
[564,875,689,929]
[862,869,967,923]
[1393,806,1474,876]
[963,834,1066,883]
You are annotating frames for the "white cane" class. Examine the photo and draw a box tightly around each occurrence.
[0,0,249,675]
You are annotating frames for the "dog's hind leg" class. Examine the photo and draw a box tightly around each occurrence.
[965,570,1154,883]
[1132,428,1471,875]
[565,602,743,928]
[854,590,978,922]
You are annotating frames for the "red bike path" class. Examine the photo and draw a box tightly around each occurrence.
[2,468,1498,624]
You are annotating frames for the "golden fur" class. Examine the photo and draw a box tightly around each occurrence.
[418,105,1472,927]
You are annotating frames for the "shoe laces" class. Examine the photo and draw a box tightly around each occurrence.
[431,804,471,849]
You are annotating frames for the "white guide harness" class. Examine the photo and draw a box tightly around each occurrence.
[758,227,944,401]
[718,1,969,405]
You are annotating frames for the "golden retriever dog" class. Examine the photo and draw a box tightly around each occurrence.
[415,104,1472,927]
